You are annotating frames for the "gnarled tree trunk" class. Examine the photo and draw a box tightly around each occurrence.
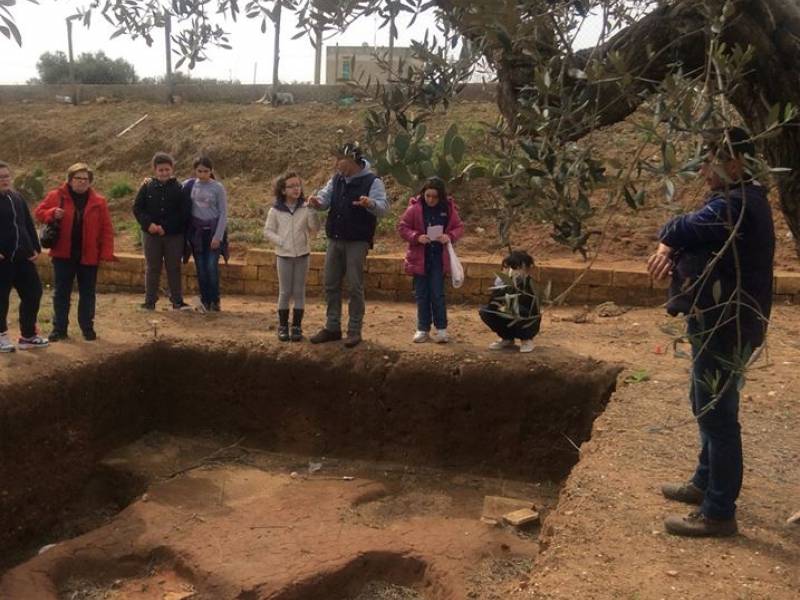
[439,0,800,257]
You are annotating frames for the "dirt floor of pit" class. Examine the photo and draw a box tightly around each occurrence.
[1,294,799,599]
[5,431,556,599]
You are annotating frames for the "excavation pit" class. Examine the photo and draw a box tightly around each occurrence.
[0,342,620,599]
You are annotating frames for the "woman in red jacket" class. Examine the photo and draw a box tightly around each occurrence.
[35,163,114,341]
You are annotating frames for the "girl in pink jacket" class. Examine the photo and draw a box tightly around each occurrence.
[398,177,464,343]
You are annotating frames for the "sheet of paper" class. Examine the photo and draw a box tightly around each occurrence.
[427,225,444,240]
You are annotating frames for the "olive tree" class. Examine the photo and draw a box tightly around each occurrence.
[4,0,799,256]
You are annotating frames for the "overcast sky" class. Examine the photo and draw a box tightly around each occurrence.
[3,2,442,84]
[2,2,603,84]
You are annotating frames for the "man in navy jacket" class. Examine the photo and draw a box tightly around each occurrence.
[648,127,775,537]
[308,143,389,348]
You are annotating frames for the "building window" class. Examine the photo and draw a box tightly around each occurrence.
[341,57,352,81]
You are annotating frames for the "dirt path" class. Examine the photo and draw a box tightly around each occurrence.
[0,294,798,598]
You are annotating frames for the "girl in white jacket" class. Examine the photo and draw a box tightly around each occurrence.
[263,172,320,341]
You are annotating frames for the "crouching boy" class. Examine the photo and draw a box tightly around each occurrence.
[478,250,541,353]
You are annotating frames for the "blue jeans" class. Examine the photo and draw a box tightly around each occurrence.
[688,319,744,520]
[52,258,97,334]
[193,229,221,306]
[413,257,447,332]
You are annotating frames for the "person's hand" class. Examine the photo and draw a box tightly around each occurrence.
[141,176,152,186]
[0,253,5,260]
[647,244,673,280]
[147,223,160,235]
[439,233,451,244]
[157,225,166,236]
[54,208,65,220]
[307,196,322,208]
[28,252,39,262]
[352,195,372,208]
[418,234,431,244]
[210,239,221,250]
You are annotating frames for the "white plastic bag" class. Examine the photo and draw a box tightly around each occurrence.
[448,242,464,288]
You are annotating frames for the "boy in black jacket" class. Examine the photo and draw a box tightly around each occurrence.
[133,152,192,310]
[479,250,541,353]
[0,161,49,352]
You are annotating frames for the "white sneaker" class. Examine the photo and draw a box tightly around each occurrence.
[488,339,515,351]
[413,330,429,343]
[0,331,15,353]
[433,329,449,343]
[519,339,534,353]
[18,334,49,350]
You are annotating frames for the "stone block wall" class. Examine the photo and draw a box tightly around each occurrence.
[33,249,800,307]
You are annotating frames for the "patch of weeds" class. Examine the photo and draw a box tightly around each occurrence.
[311,237,328,252]
[623,369,651,384]
[376,209,399,237]
[13,168,46,203]
[108,181,135,199]
[227,217,264,245]
[112,216,143,248]
[235,196,268,220]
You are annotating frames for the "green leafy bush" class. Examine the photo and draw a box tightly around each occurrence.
[109,181,135,199]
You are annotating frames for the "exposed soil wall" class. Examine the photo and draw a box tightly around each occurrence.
[0,341,620,571]
[0,351,158,565]
[148,343,619,480]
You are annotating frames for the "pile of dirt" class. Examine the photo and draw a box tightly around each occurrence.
[2,100,795,268]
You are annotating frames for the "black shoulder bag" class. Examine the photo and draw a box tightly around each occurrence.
[39,195,64,249]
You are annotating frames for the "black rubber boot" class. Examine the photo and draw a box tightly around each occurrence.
[291,309,304,342]
[278,309,290,342]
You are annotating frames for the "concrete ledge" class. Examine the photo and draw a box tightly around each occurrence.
[33,249,798,307]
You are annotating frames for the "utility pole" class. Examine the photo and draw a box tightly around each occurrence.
[271,2,282,90]
[253,62,258,85]
[65,16,78,105]
[164,12,174,103]
[388,10,396,69]
[313,26,323,85]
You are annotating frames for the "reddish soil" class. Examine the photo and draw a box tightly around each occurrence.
[0,294,798,598]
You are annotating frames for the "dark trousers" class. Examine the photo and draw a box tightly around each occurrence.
[413,256,447,331]
[192,229,221,306]
[0,258,42,338]
[688,319,744,520]
[143,232,184,305]
[52,258,98,334]
[479,306,537,341]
